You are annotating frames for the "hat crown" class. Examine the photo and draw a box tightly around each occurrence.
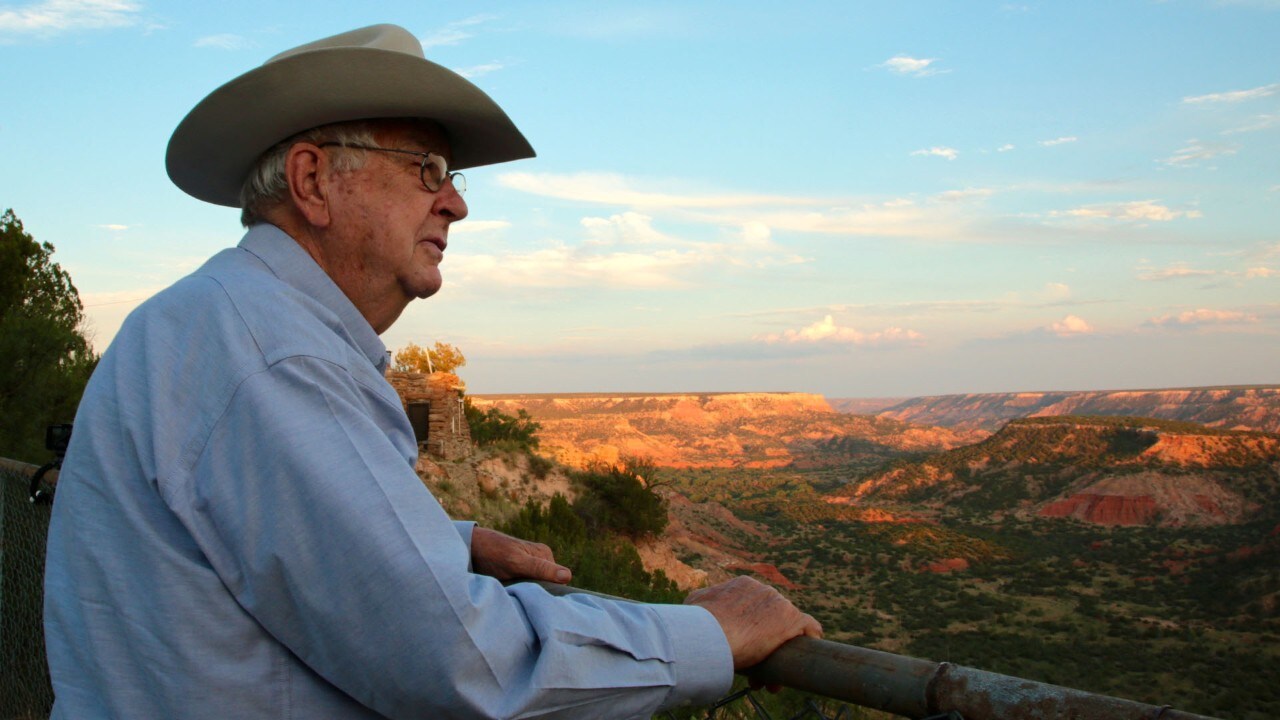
[266,24,425,65]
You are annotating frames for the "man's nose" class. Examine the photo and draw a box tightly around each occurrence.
[436,178,468,221]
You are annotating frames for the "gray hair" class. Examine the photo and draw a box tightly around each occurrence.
[239,120,380,227]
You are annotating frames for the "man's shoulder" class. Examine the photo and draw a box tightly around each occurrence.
[122,247,350,369]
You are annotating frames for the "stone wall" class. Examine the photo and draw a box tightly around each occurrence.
[385,371,472,461]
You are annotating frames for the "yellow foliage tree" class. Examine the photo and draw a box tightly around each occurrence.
[393,341,466,374]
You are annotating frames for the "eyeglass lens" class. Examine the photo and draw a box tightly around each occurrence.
[421,155,465,195]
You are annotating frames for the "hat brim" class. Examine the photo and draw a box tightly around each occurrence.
[166,47,535,207]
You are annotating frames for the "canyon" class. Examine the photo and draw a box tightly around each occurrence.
[468,391,979,469]
[844,385,1280,433]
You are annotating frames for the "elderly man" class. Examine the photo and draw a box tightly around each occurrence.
[44,24,819,719]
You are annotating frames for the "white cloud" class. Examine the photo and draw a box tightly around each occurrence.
[997,144,1016,152]
[0,0,141,34]
[881,55,945,77]
[498,172,816,210]
[194,33,249,50]
[96,223,128,231]
[1149,308,1258,326]
[1137,264,1217,281]
[1048,315,1093,336]
[448,212,803,291]
[1224,113,1280,134]
[455,62,505,79]
[1138,263,1280,281]
[936,188,993,202]
[450,220,511,235]
[420,14,496,49]
[748,201,964,239]
[498,172,980,241]
[1039,136,1078,147]
[450,245,703,289]
[581,211,676,246]
[1043,282,1071,300]
[1163,139,1239,166]
[1052,200,1201,223]
[910,146,959,160]
[759,315,924,346]
[1182,83,1280,105]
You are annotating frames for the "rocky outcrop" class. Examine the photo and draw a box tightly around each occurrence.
[923,558,970,573]
[875,386,1280,433]
[1040,494,1161,526]
[1037,471,1251,526]
[834,417,1279,526]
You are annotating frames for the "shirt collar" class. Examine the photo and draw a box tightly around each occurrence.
[238,224,389,373]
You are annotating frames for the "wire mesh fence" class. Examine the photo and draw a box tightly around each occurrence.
[1,461,56,720]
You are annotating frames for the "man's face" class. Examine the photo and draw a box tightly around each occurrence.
[321,119,468,329]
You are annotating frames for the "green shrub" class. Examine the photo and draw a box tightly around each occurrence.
[465,400,541,450]
[570,459,668,539]
[501,495,682,603]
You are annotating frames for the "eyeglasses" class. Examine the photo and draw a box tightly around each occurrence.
[318,142,466,195]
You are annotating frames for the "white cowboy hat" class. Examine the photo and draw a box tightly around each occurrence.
[166,24,535,207]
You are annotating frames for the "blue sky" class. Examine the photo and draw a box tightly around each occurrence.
[2,1,1277,397]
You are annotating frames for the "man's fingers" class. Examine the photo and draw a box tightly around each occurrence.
[546,560,572,584]
[527,556,572,584]
[801,613,823,639]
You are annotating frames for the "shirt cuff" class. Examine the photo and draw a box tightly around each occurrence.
[453,520,476,566]
[650,603,734,711]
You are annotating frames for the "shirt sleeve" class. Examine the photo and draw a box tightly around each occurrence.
[167,355,732,719]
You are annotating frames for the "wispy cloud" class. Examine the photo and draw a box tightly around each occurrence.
[1162,139,1239,166]
[936,188,993,202]
[1137,261,1280,281]
[420,14,496,49]
[1137,263,1217,281]
[95,223,129,231]
[1051,200,1201,222]
[0,0,141,35]
[1182,82,1280,104]
[1043,282,1072,301]
[450,245,705,289]
[451,220,512,235]
[194,33,249,50]
[758,315,924,346]
[455,61,505,79]
[498,173,1010,242]
[498,172,817,210]
[880,55,946,77]
[1148,308,1258,326]
[997,143,1016,152]
[1039,136,1078,147]
[448,212,804,291]
[1224,113,1280,134]
[911,146,958,160]
[1047,315,1094,336]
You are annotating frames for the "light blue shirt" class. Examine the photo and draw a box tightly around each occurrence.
[44,224,732,719]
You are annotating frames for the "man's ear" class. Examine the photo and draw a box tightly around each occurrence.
[283,143,332,228]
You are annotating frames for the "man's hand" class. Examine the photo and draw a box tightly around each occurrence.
[684,576,822,671]
[470,527,572,584]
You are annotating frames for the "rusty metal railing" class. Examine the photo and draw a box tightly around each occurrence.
[535,582,1222,720]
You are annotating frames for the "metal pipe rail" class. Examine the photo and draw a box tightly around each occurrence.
[535,581,1221,720]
